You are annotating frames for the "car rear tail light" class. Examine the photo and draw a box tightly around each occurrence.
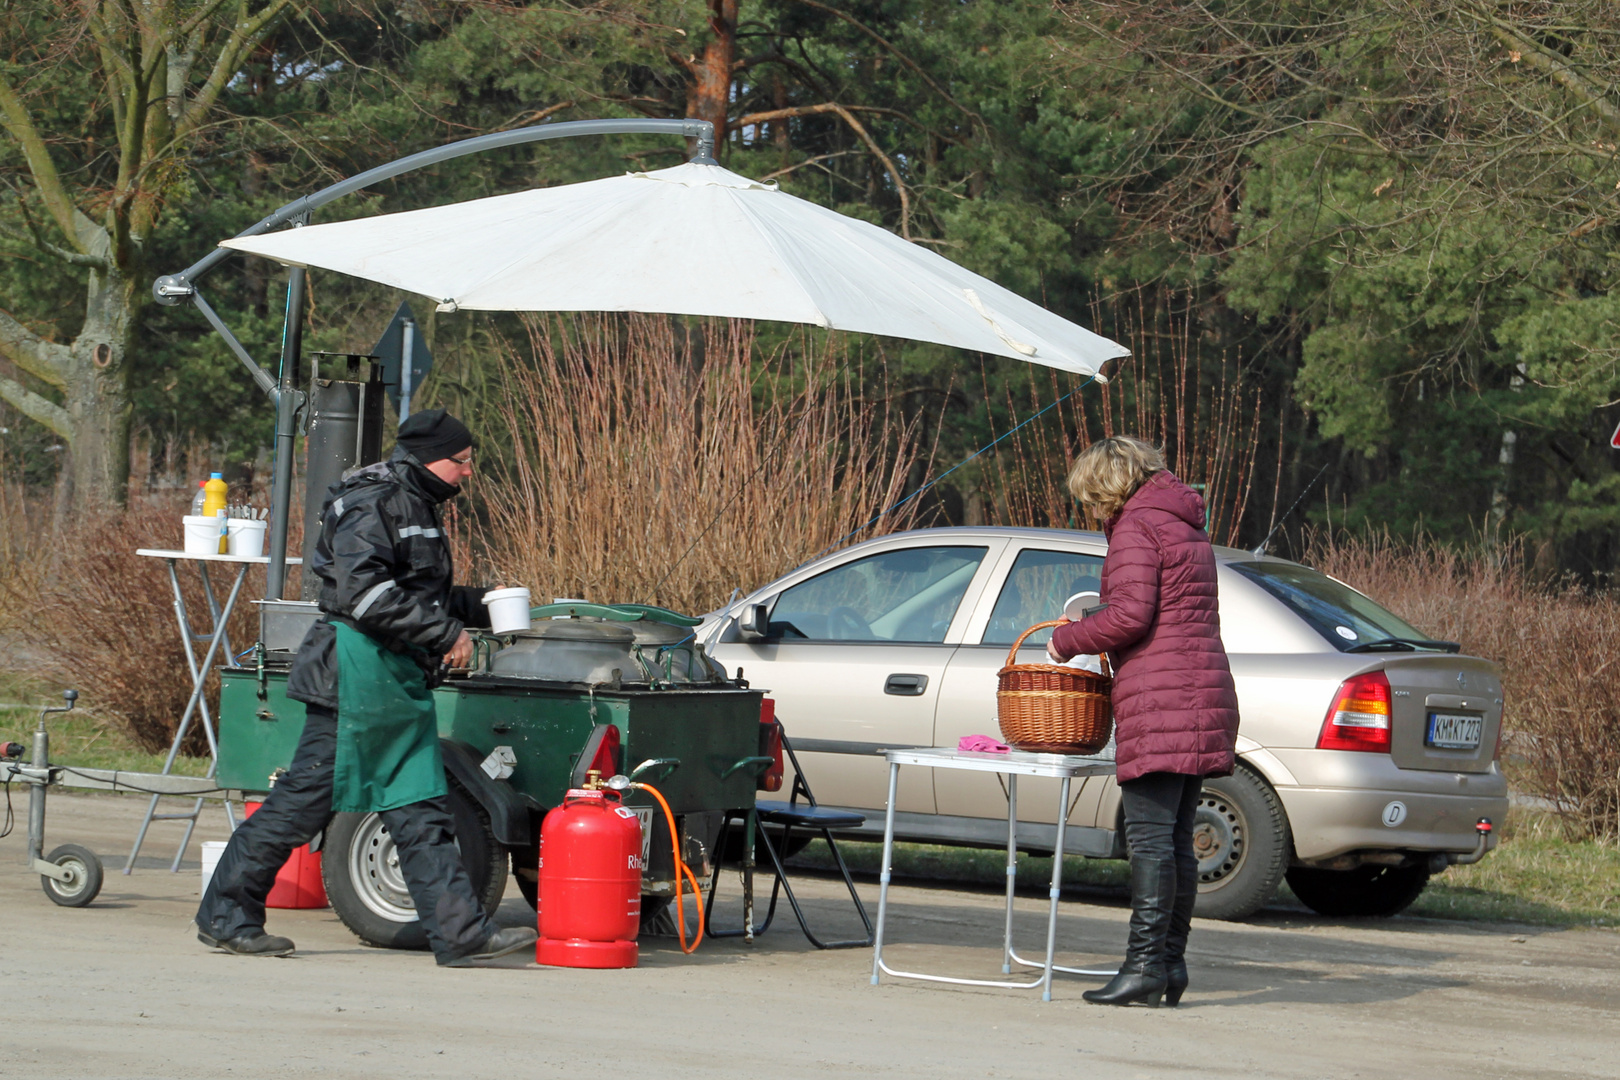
[1493,690,1506,761]
[1318,671,1393,752]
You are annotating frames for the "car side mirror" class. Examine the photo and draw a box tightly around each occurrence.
[737,602,772,642]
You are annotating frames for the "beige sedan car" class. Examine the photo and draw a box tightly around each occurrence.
[701,527,1507,920]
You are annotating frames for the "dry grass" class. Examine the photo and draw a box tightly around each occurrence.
[478,315,926,614]
[1307,531,1620,843]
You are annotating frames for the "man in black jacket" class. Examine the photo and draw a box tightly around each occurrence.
[196,409,536,966]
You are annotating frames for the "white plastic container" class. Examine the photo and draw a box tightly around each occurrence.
[200,840,229,896]
[226,518,267,558]
[483,587,533,635]
[183,515,222,555]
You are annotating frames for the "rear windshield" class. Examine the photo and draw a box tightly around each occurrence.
[1225,561,1436,651]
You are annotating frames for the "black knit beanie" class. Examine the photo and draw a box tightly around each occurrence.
[396,408,473,464]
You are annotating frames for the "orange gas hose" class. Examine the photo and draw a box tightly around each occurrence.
[633,781,704,954]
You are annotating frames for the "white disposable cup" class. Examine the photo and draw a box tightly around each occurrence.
[226,518,267,558]
[200,840,229,896]
[483,587,533,635]
[183,515,221,555]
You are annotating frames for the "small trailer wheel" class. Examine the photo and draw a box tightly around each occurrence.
[42,843,104,907]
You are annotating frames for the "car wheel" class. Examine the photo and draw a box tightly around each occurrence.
[1190,766,1292,921]
[1285,862,1431,918]
[323,774,507,949]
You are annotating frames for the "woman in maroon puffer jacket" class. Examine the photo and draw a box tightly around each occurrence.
[1047,436,1239,1008]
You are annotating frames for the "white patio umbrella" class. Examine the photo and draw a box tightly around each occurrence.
[221,162,1126,378]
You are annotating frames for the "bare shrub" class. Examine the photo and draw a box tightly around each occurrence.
[479,315,925,614]
[7,501,261,755]
[977,290,1269,545]
[1306,531,1620,843]
[0,437,52,610]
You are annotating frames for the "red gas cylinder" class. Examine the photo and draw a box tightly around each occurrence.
[536,784,643,968]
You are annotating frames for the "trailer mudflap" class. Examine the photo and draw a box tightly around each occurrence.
[439,738,540,847]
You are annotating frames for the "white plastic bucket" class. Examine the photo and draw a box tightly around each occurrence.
[183,515,222,555]
[483,587,533,635]
[200,840,229,896]
[227,518,267,558]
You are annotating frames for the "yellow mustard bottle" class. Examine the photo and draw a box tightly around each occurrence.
[202,472,228,553]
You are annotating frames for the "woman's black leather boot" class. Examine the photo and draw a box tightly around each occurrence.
[1083,856,1175,1007]
[1162,851,1198,1006]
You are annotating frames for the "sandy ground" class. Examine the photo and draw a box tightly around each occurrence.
[0,792,1615,1080]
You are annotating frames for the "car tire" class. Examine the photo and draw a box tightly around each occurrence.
[1191,766,1292,921]
[1285,862,1431,918]
[323,774,507,950]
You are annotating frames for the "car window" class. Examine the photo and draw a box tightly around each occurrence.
[982,548,1103,647]
[1226,561,1433,651]
[768,546,988,643]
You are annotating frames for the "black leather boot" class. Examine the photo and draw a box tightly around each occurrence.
[1162,852,1198,1006]
[1083,856,1174,1007]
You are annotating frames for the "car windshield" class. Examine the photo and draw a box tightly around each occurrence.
[1226,561,1436,651]
[768,546,987,643]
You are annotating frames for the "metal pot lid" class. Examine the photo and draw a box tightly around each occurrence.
[510,619,636,644]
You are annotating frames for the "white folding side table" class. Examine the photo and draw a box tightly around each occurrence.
[126,549,301,873]
[869,746,1116,1001]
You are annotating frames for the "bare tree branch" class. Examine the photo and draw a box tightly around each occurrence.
[0,372,71,438]
[1468,5,1620,139]
[732,102,912,236]
[791,0,986,134]
[174,0,300,141]
[0,70,88,253]
[0,307,73,387]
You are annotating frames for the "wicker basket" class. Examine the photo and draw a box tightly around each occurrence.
[996,619,1113,754]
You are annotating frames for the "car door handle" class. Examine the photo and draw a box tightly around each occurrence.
[884,673,928,696]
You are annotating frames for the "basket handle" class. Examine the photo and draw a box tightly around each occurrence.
[1006,619,1112,677]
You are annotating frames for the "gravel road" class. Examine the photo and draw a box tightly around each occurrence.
[1,792,1615,1080]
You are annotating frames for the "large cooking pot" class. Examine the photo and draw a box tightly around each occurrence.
[489,603,723,687]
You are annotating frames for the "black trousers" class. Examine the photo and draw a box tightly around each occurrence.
[196,705,494,963]
[1119,771,1201,864]
[1118,771,1202,964]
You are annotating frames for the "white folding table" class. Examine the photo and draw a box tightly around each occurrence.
[126,549,301,872]
[869,746,1116,1001]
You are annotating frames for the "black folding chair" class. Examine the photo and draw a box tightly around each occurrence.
[705,725,873,949]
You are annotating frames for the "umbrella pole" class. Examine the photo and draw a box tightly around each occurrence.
[266,253,307,601]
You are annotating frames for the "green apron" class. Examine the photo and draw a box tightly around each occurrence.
[331,622,447,813]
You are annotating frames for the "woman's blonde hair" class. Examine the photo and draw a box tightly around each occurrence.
[1066,436,1167,519]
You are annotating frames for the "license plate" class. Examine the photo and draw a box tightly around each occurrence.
[633,806,655,865]
[1426,712,1483,750]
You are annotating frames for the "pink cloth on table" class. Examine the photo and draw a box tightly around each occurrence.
[958,734,1010,754]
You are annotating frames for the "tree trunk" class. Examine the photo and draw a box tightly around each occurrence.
[65,263,135,508]
[687,0,738,142]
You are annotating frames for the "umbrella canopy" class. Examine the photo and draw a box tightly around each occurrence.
[222,162,1127,378]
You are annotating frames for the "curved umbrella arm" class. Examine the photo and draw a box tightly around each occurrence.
[153,118,716,304]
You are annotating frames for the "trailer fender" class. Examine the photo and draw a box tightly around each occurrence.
[439,739,539,848]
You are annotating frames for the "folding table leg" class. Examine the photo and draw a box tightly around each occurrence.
[125,559,245,874]
[870,760,900,985]
[1041,775,1072,1002]
[1002,773,1018,974]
